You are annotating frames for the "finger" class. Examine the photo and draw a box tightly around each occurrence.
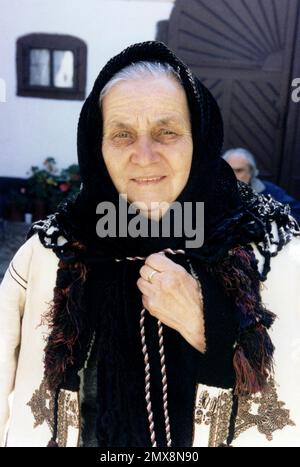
[145,252,180,272]
[136,277,153,296]
[141,294,156,316]
[139,264,160,283]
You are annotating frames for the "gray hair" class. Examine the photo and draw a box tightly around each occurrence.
[222,148,259,177]
[99,60,183,108]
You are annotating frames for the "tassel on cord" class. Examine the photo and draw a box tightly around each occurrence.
[208,246,276,396]
[233,324,275,395]
[47,439,58,447]
[42,241,88,392]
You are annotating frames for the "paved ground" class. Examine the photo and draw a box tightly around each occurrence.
[0,221,29,283]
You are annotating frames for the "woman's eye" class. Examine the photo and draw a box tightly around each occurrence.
[159,129,177,136]
[115,132,131,139]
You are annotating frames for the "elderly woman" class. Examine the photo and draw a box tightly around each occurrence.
[0,41,300,448]
[222,148,300,222]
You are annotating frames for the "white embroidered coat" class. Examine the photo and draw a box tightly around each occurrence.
[0,231,299,447]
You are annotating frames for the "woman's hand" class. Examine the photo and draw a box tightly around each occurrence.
[137,252,206,353]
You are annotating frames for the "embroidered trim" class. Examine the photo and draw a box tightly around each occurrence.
[195,379,295,446]
[27,378,80,447]
[234,379,295,442]
[27,377,55,431]
[195,388,233,447]
[57,390,80,447]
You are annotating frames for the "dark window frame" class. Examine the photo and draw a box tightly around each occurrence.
[16,33,87,100]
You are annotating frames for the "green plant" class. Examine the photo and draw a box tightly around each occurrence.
[27,157,59,200]
[27,157,81,215]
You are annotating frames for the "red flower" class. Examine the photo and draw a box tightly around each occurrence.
[59,182,70,192]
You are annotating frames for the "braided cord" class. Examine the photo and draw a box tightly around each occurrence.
[157,319,172,447]
[140,307,157,447]
[115,248,185,447]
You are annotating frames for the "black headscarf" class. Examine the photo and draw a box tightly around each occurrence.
[27,41,299,447]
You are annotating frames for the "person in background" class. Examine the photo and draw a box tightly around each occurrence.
[222,148,300,222]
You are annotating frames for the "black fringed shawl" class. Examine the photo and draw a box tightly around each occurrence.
[27,41,300,447]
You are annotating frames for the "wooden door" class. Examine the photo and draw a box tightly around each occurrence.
[157,0,300,197]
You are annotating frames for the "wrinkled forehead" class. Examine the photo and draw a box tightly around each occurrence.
[100,75,191,127]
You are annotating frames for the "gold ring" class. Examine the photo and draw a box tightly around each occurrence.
[148,270,158,283]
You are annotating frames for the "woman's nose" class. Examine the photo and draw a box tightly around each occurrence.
[130,136,160,166]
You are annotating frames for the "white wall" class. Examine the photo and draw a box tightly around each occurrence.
[0,0,174,178]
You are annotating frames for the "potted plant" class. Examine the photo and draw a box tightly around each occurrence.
[27,157,59,220]
[49,164,81,212]
[27,158,81,220]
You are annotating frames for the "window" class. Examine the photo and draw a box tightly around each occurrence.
[17,34,87,100]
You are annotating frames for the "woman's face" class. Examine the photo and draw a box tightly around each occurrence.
[101,75,193,219]
[226,154,252,184]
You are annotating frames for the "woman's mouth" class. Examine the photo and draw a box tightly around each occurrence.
[131,176,166,185]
